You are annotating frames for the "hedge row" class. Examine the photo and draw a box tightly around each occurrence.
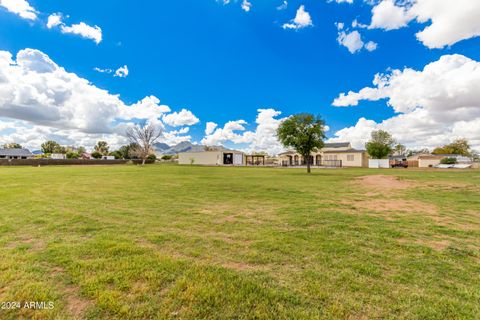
[0,159,154,166]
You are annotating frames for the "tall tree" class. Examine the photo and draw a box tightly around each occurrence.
[433,138,471,156]
[277,113,326,173]
[76,146,86,155]
[365,130,395,159]
[41,140,61,154]
[3,142,22,149]
[94,141,109,156]
[126,123,162,165]
[393,143,407,156]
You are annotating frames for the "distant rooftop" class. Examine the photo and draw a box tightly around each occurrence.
[0,148,33,157]
[323,142,351,148]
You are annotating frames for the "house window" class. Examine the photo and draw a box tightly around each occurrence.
[347,155,354,161]
[333,155,338,160]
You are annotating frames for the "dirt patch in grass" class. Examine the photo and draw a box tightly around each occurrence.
[49,265,92,318]
[355,175,414,192]
[4,237,45,251]
[64,286,91,318]
[398,238,451,251]
[348,199,437,215]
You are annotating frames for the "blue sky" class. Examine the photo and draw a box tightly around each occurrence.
[0,0,479,153]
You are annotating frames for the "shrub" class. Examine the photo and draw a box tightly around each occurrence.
[147,154,157,161]
[91,151,102,159]
[440,157,457,165]
[161,154,173,160]
[66,152,80,159]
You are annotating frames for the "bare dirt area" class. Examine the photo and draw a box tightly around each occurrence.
[349,199,437,215]
[355,175,414,192]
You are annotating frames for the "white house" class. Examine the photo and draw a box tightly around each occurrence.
[0,148,34,160]
[178,150,245,166]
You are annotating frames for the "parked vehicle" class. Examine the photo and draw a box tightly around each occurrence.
[390,160,408,168]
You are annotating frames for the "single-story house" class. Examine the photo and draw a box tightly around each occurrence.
[102,155,115,160]
[0,148,34,160]
[178,149,245,166]
[410,154,472,168]
[278,142,369,168]
[81,152,92,160]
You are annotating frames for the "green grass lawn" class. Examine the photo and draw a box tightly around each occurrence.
[0,164,479,319]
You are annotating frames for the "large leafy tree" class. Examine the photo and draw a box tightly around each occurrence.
[94,141,110,156]
[365,130,395,159]
[277,113,326,173]
[433,138,471,156]
[41,140,62,154]
[3,142,22,149]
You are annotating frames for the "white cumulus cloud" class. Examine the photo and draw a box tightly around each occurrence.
[201,109,285,155]
[163,109,200,127]
[282,5,313,30]
[114,65,129,78]
[331,54,480,150]
[368,0,480,48]
[46,13,103,44]
[0,48,199,150]
[0,0,37,20]
[241,0,252,12]
[60,22,102,44]
[369,0,413,31]
[47,13,62,29]
[205,122,218,135]
[337,30,377,53]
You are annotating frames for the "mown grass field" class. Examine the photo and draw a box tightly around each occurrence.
[0,164,479,319]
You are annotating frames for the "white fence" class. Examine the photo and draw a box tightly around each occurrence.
[369,159,390,168]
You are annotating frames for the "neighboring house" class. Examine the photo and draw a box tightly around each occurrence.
[81,152,92,160]
[178,150,245,166]
[409,154,472,168]
[51,153,67,160]
[102,155,115,160]
[0,148,34,159]
[278,142,369,168]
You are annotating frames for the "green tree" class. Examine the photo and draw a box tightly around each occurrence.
[3,142,22,149]
[365,130,395,159]
[393,143,406,156]
[41,140,61,154]
[66,152,80,159]
[433,138,471,156]
[440,157,457,165]
[94,141,109,156]
[277,113,326,173]
[91,151,102,159]
[109,150,123,159]
[76,146,86,155]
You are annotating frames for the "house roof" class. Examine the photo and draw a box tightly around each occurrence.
[323,148,366,154]
[0,148,33,157]
[180,149,244,154]
[278,142,353,156]
[323,142,351,148]
[278,148,365,155]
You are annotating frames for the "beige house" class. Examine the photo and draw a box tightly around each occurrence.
[278,142,369,168]
[178,150,245,166]
[416,155,443,168]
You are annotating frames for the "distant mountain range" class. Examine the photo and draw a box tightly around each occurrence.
[154,141,225,155]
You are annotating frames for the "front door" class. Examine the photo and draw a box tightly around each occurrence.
[223,153,233,165]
